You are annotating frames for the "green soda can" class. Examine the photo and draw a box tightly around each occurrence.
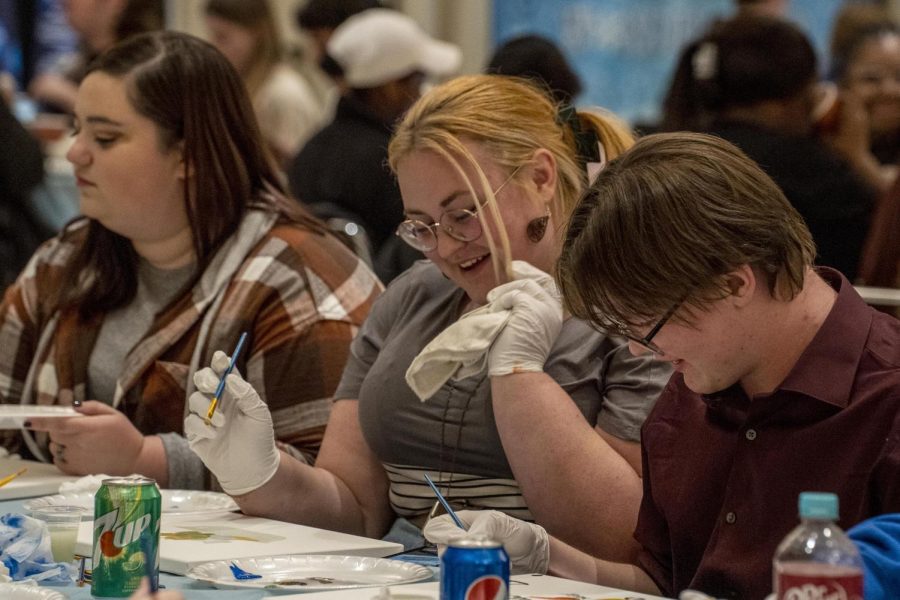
[92,477,161,597]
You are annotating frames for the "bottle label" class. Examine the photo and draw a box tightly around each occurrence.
[777,573,863,600]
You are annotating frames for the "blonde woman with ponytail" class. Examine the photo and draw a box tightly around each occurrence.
[186,75,669,569]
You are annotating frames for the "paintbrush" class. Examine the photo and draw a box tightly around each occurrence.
[205,332,248,423]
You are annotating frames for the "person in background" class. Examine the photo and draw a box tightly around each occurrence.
[186,75,669,563]
[288,8,461,283]
[28,0,163,114]
[660,14,877,282]
[295,0,381,68]
[0,95,51,289]
[486,34,582,105]
[829,5,900,293]
[847,514,900,600]
[831,10,900,173]
[427,132,900,599]
[204,0,326,167]
[0,31,381,491]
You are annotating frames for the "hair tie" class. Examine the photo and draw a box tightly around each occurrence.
[557,104,603,171]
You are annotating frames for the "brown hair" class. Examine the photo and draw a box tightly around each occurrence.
[204,0,282,96]
[388,73,633,281]
[660,15,817,131]
[115,0,164,42]
[58,31,322,319]
[557,132,816,332]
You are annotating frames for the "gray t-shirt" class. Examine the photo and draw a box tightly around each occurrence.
[335,261,669,520]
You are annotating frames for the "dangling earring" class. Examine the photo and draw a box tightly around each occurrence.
[526,207,551,243]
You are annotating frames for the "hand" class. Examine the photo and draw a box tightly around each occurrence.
[487,262,563,376]
[184,351,280,496]
[823,89,870,159]
[423,510,550,575]
[130,577,184,600]
[27,400,145,476]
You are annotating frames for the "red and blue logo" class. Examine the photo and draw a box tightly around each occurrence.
[464,575,507,600]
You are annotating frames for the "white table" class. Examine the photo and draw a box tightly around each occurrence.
[276,573,672,599]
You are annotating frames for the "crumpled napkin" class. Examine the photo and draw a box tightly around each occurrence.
[0,513,77,583]
[405,261,556,401]
[58,473,141,495]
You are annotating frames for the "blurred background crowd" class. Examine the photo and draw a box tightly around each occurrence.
[1,0,898,307]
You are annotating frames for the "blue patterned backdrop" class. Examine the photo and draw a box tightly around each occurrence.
[493,0,846,125]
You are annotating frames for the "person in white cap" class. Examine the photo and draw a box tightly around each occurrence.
[287,8,462,283]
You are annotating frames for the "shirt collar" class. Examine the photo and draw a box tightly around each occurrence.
[703,268,873,411]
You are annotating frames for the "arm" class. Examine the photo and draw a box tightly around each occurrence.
[548,536,661,594]
[492,373,642,562]
[425,510,660,594]
[824,90,896,194]
[233,399,394,538]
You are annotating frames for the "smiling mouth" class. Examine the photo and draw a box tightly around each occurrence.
[459,254,489,270]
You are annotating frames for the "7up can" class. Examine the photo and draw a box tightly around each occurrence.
[92,477,161,597]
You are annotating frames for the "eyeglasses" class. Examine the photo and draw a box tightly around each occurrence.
[622,303,679,355]
[395,166,521,252]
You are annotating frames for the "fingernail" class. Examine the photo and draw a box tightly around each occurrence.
[23,420,31,428]
[73,399,82,407]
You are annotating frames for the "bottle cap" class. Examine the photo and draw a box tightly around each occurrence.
[799,492,838,520]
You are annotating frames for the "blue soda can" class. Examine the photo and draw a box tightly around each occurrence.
[441,537,510,600]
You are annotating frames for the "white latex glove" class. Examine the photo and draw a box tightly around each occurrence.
[423,510,550,575]
[486,262,563,377]
[184,351,280,496]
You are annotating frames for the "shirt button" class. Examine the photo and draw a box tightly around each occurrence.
[745,428,757,441]
[725,511,737,524]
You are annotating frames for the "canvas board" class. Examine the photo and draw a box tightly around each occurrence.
[74,510,402,575]
[0,457,78,501]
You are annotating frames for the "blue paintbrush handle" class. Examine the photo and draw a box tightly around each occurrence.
[424,474,467,530]
[212,332,248,400]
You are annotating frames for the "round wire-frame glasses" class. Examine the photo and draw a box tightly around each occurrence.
[395,166,522,252]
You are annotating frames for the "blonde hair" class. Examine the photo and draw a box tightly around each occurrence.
[388,74,634,282]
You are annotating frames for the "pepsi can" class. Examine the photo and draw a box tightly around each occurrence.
[441,537,510,600]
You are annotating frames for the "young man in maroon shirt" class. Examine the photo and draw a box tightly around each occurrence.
[425,132,900,599]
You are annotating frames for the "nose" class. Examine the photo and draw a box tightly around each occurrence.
[66,132,90,167]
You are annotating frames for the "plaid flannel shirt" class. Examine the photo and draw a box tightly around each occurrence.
[0,209,382,477]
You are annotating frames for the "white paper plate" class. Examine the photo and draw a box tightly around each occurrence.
[187,554,433,591]
[24,489,239,519]
[0,406,80,428]
[0,583,67,599]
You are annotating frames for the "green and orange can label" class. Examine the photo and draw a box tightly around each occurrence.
[92,477,161,597]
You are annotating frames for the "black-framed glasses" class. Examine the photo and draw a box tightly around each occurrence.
[395,166,522,252]
[623,303,679,355]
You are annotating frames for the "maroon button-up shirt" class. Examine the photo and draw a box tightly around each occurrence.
[635,269,900,600]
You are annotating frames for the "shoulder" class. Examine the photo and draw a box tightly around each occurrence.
[258,65,320,105]
[865,310,900,370]
[366,260,456,321]
[240,217,383,316]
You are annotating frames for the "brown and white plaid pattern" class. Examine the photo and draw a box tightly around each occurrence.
[0,209,383,468]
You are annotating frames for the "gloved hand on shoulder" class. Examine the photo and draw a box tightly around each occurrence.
[487,261,563,377]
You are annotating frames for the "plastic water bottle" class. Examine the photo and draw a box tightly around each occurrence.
[773,492,864,600]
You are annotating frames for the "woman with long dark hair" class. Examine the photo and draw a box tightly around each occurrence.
[0,31,381,490]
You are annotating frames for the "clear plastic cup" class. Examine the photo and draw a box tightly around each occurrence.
[31,505,83,563]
